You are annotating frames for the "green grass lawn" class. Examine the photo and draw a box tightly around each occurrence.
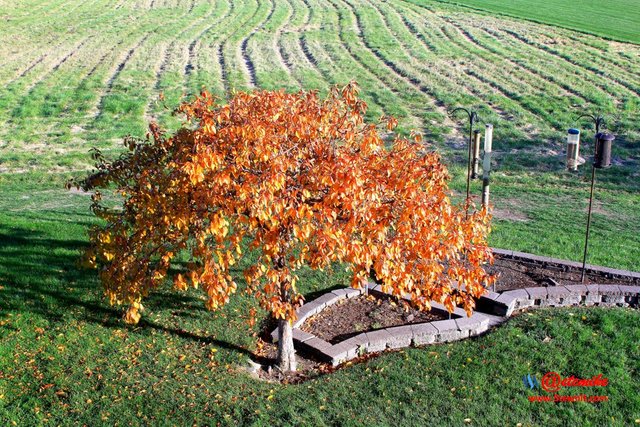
[0,174,639,425]
[1,0,639,424]
[424,0,640,44]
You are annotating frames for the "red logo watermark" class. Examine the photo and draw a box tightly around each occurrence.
[540,372,609,392]
[526,372,609,403]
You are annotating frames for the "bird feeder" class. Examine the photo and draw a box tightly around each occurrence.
[481,124,493,207]
[471,130,481,179]
[566,128,580,170]
[594,133,614,168]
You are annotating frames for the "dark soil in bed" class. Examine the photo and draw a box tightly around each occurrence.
[487,254,640,291]
[300,293,447,344]
[253,253,639,383]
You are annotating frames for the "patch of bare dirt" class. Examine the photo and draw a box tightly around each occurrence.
[491,206,529,222]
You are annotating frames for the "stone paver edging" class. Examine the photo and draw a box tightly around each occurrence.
[478,284,640,317]
[271,283,490,366]
[270,250,640,367]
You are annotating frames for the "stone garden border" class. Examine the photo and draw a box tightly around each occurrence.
[491,248,640,281]
[270,249,640,367]
[477,284,640,317]
[271,283,490,366]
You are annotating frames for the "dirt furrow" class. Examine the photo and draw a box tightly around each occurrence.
[218,44,230,96]
[434,24,564,125]
[51,40,89,73]
[563,34,640,78]
[395,11,437,53]
[288,0,342,86]
[14,38,91,97]
[92,35,150,118]
[240,37,258,88]
[442,18,589,103]
[12,57,45,84]
[182,0,234,96]
[3,32,83,88]
[482,28,625,102]
[144,42,172,122]
[274,0,295,76]
[298,35,318,66]
[391,3,578,105]
[218,0,262,92]
[107,36,150,91]
[240,0,278,88]
[325,0,427,116]
[337,0,443,109]
[503,29,640,97]
[300,0,314,27]
[463,68,552,125]
[277,38,295,74]
[184,6,231,78]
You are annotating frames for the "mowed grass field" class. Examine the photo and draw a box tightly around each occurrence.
[1,0,640,425]
[0,179,639,426]
[426,0,640,44]
[1,0,639,267]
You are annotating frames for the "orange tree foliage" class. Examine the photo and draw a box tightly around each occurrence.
[76,83,494,328]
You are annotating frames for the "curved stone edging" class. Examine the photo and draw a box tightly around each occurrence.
[491,248,640,282]
[478,284,640,317]
[271,282,490,366]
[270,249,640,367]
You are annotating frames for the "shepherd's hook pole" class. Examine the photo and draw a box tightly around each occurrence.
[575,113,606,283]
[449,108,478,219]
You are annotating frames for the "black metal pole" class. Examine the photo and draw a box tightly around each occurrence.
[575,113,606,283]
[581,164,596,283]
[450,108,478,219]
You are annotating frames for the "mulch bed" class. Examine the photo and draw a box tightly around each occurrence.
[487,254,640,292]
[252,253,639,383]
[300,293,447,344]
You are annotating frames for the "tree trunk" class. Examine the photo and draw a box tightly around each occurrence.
[276,319,297,372]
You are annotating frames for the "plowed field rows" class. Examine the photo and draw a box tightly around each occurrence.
[0,0,639,268]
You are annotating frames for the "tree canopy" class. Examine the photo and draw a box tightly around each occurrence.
[75,83,494,370]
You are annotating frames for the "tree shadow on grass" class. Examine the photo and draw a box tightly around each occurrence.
[0,222,255,357]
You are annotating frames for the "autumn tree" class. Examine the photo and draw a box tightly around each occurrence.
[74,83,494,372]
